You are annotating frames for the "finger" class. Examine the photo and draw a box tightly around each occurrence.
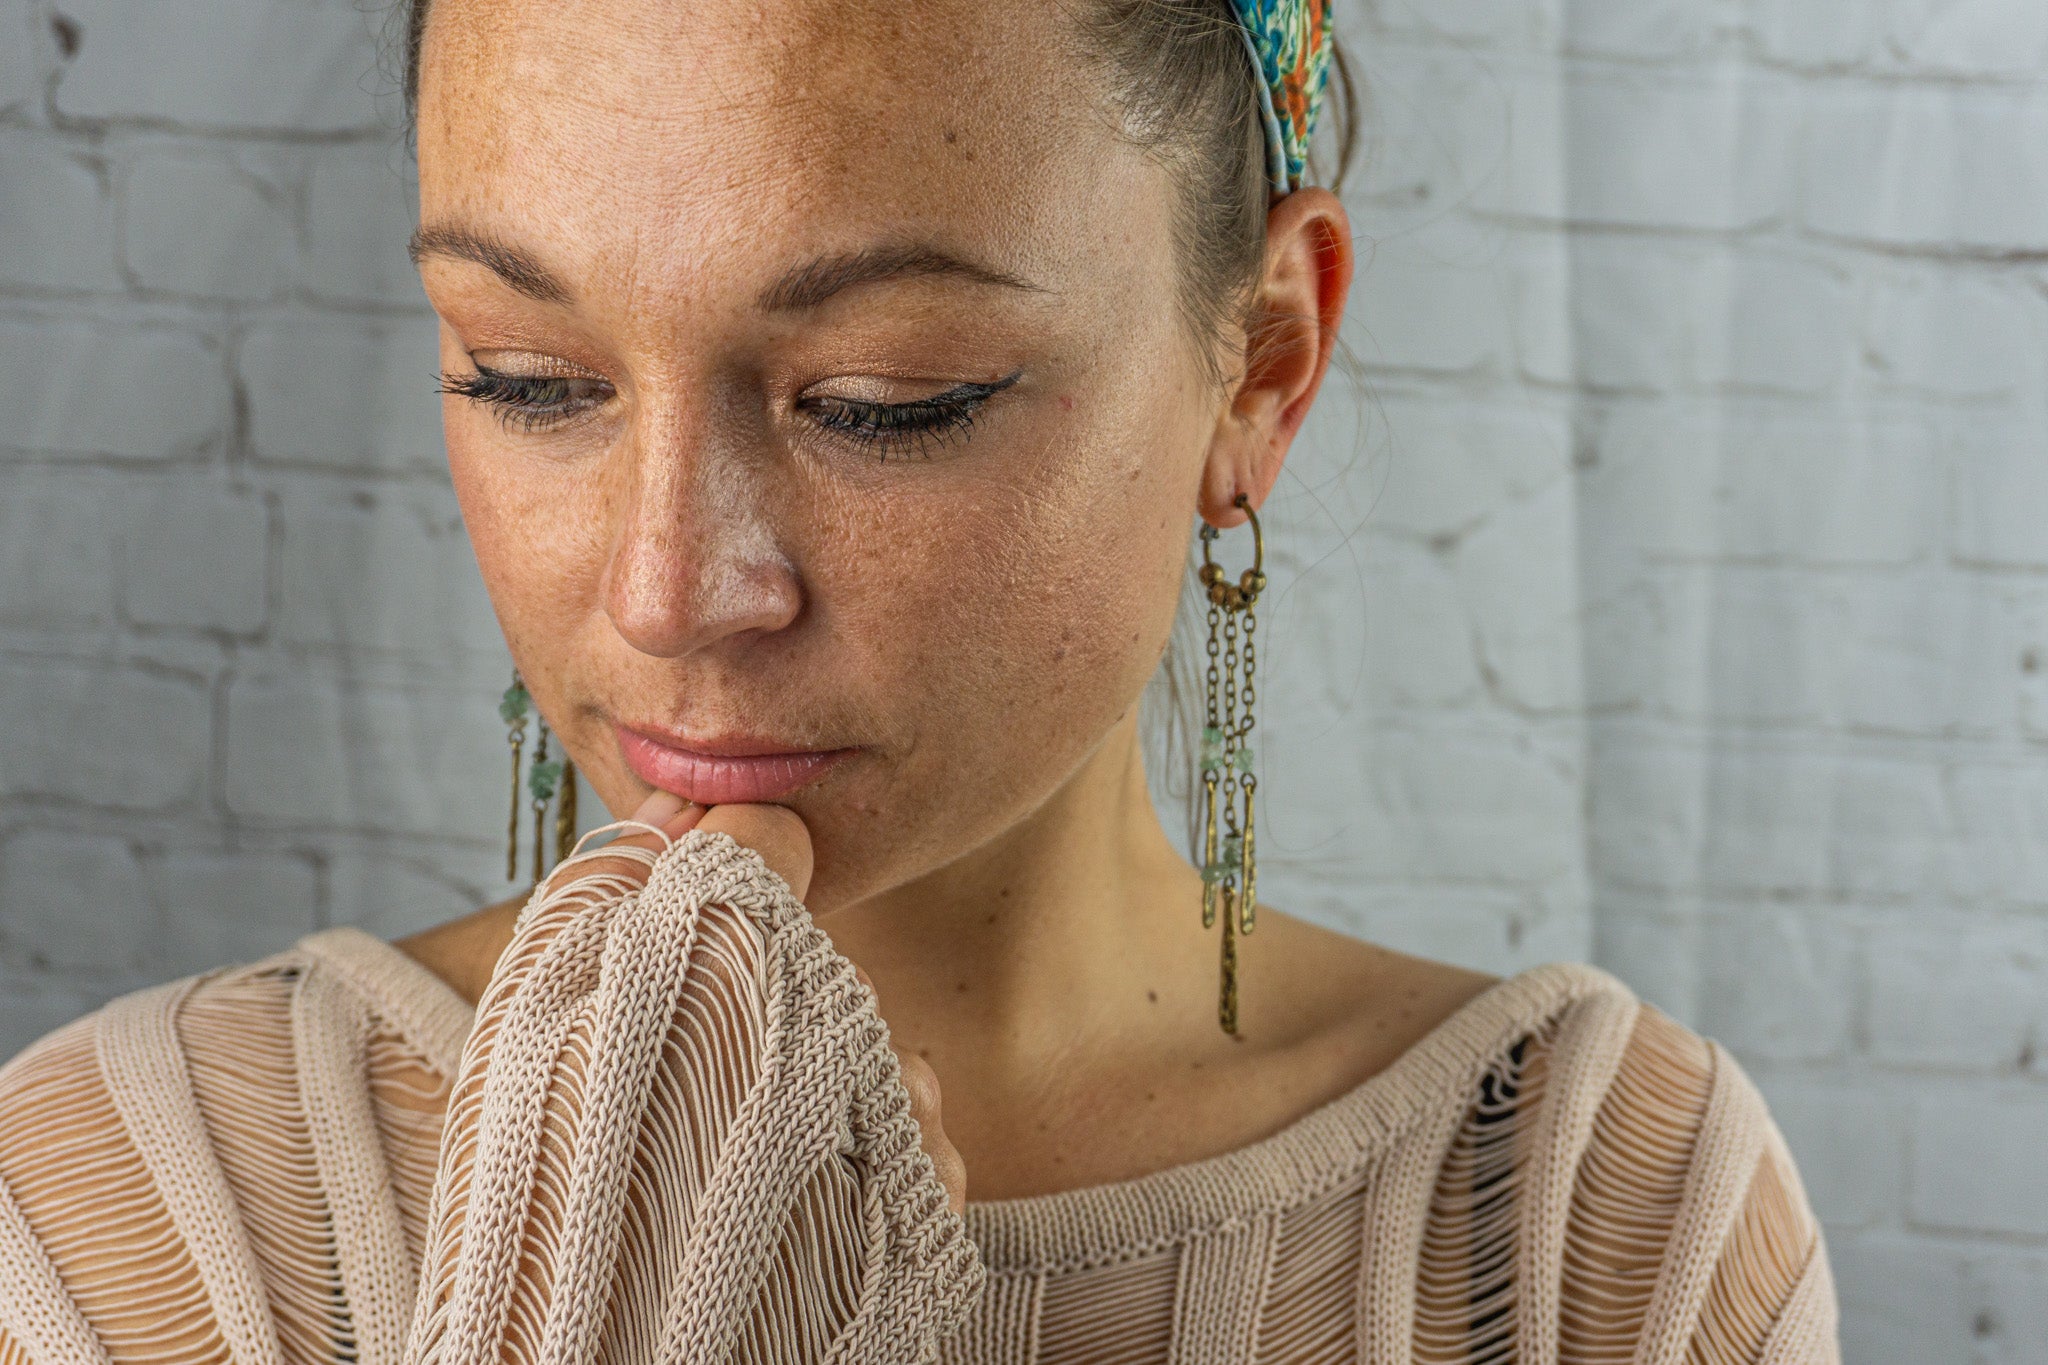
[895,1050,968,1215]
[695,804,815,901]
[548,789,705,893]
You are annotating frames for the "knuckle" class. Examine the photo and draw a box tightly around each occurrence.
[931,1145,968,1213]
[897,1053,942,1117]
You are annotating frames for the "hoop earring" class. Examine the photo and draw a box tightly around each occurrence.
[498,671,578,882]
[1198,493,1264,1036]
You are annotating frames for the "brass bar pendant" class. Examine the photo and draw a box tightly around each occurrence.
[1239,790,1257,934]
[1218,885,1240,1035]
[1201,773,1220,928]
[506,736,523,881]
[554,758,579,866]
[530,724,550,885]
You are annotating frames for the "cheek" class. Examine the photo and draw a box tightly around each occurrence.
[831,406,1199,800]
[445,409,614,660]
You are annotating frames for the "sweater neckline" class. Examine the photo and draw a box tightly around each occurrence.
[296,925,1631,1276]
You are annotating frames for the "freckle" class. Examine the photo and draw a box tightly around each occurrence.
[999,886,1011,899]
[1146,1092,1158,1102]
[919,1047,931,1057]
[1146,990,1158,1003]
[956,981,968,993]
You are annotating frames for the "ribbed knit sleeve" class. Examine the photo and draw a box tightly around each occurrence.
[402,827,985,1364]
[0,830,983,1365]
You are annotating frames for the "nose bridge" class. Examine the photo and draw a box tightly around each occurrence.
[601,391,801,658]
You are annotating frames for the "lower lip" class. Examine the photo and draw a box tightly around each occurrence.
[615,727,853,805]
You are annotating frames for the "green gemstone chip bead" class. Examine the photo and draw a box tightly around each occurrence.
[527,757,564,805]
[498,681,531,726]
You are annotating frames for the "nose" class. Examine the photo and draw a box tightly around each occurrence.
[599,412,804,659]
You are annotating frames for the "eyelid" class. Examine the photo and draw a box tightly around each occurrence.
[797,371,1022,403]
[468,349,608,381]
[793,370,1022,461]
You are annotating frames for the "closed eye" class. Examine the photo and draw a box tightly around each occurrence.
[438,364,612,432]
[797,373,1022,460]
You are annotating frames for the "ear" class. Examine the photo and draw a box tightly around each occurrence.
[1199,186,1355,528]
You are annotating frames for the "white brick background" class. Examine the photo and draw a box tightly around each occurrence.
[0,1,2042,1357]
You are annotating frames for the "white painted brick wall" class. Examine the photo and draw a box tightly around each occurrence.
[0,1,2041,1357]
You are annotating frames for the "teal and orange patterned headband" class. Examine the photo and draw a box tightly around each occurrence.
[1229,0,1334,197]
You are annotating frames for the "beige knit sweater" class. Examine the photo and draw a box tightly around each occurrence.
[0,830,1838,1364]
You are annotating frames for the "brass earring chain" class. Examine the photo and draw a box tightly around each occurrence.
[499,671,579,883]
[501,673,529,882]
[1198,494,1264,1035]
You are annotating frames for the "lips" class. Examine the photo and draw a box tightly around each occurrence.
[615,724,853,805]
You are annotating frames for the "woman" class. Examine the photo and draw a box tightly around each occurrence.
[0,0,1838,1361]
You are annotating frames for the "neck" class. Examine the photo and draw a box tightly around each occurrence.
[822,711,1210,1075]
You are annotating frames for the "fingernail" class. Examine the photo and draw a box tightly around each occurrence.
[662,802,707,836]
[631,790,686,825]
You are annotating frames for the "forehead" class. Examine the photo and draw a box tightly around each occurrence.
[415,0,1148,297]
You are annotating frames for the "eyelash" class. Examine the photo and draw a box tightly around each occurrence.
[437,366,607,433]
[797,374,1020,460]
[438,363,1021,459]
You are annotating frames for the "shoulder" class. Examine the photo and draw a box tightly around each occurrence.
[0,949,303,1115]
[1557,999,1839,1362]
[1271,934,1841,1364]
[0,936,452,1355]
[1429,979,1841,1365]
[1245,910,1500,1073]
[0,953,304,1354]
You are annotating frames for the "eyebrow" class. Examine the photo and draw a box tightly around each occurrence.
[756,241,1050,312]
[408,225,1050,313]
[409,225,571,305]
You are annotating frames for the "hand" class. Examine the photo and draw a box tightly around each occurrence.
[580,790,969,1216]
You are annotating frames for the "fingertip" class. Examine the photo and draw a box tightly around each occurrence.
[661,802,707,839]
[630,789,686,826]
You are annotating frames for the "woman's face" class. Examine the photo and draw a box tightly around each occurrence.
[414,0,1228,913]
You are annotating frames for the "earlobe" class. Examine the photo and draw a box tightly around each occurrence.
[1196,187,1355,530]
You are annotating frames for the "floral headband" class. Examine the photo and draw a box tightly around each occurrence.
[1229,0,1335,197]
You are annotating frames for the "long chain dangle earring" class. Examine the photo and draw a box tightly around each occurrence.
[527,716,564,884]
[1198,493,1265,1035]
[498,671,577,882]
[500,672,531,881]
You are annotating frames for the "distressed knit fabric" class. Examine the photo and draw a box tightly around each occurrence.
[0,831,1840,1364]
